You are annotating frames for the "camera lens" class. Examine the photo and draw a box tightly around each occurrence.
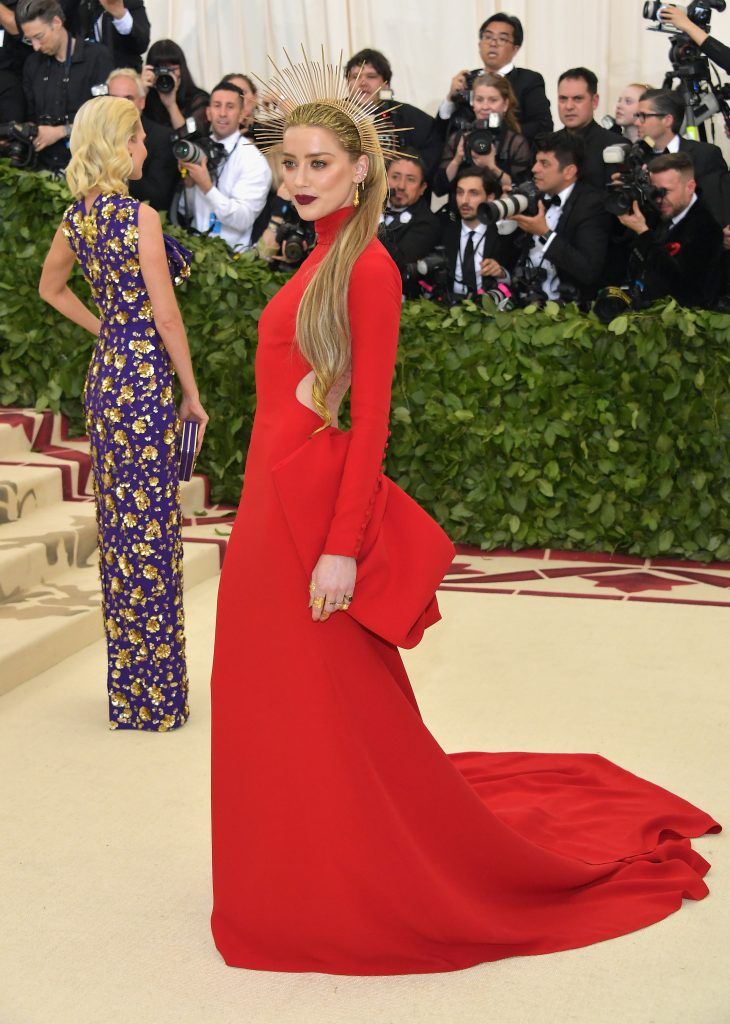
[172,139,203,164]
[155,68,176,94]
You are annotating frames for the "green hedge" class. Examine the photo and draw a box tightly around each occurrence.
[2,162,730,561]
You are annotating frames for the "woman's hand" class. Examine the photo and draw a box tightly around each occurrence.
[179,392,209,454]
[309,554,356,622]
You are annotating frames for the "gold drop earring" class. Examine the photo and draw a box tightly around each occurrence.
[353,180,364,207]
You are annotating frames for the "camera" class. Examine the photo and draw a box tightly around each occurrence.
[275,218,316,266]
[510,258,549,308]
[404,247,456,303]
[0,121,38,169]
[462,113,503,158]
[154,66,177,94]
[173,136,228,177]
[450,68,480,109]
[477,180,541,224]
[603,140,666,217]
[643,0,726,31]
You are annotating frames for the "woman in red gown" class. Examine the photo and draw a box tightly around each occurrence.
[209,54,720,975]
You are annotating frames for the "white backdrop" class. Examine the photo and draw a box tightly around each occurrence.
[143,0,730,147]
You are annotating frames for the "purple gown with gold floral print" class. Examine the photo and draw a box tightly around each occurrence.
[61,192,193,731]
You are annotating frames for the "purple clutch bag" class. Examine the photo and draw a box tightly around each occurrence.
[179,420,199,481]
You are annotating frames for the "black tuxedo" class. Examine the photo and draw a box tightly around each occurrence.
[441,215,519,295]
[557,121,619,190]
[503,67,553,142]
[379,198,442,277]
[675,137,727,188]
[386,101,442,183]
[128,113,179,213]
[0,67,25,122]
[64,0,150,71]
[630,199,724,308]
[528,182,612,302]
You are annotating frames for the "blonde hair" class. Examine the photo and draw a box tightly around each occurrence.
[472,73,521,134]
[107,66,146,97]
[286,104,387,429]
[65,96,141,200]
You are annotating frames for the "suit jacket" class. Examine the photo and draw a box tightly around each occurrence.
[388,101,442,183]
[128,113,179,213]
[557,121,619,191]
[64,0,150,71]
[379,199,442,298]
[441,215,519,293]
[537,182,613,301]
[504,67,553,142]
[676,137,727,188]
[631,199,724,308]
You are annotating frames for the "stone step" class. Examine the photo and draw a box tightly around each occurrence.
[0,421,33,457]
[0,501,99,602]
[0,539,219,697]
[0,462,66,523]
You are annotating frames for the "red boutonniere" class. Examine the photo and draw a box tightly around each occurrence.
[665,241,682,257]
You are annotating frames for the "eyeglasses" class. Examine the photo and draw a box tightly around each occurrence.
[479,32,514,45]
[634,111,663,122]
[22,25,50,45]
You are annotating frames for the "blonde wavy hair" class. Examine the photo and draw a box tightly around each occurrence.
[285,103,388,429]
[66,96,141,200]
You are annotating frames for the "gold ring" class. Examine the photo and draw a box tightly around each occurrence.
[339,602,350,611]
[344,593,353,601]
[312,596,325,609]
[309,581,316,592]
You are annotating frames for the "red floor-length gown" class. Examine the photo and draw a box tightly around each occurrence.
[209,205,720,975]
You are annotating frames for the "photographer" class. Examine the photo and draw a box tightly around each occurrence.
[556,67,622,189]
[177,80,271,253]
[64,0,149,71]
[344,48,441,182]
[659,2,730,74]
[634,88,727,186]
[439,13,552,144]
[441,165,517,300]
[142,38,209,137]
[378,151,442,297]
[221,72,258,139]
[16,0,112,170]
[511,132,612,304]
[106,66,178,211]
[618,151,724,308]
[434,72,532,197]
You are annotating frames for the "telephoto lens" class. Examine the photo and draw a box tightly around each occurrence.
[476,181,540,224]
[172,139,205,165]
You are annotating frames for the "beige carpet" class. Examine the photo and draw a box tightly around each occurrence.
[1,579,728,1024]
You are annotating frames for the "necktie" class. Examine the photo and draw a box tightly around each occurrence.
[462,231,477,294]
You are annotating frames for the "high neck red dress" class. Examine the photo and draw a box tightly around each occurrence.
[209,206,719,975]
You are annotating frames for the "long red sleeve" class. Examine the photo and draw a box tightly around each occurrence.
[322,242,402,559]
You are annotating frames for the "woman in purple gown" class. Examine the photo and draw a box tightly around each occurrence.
[39,95,208,732]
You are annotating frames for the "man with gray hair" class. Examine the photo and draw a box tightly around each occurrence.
[17,0,112,169]
[106,66,178,211]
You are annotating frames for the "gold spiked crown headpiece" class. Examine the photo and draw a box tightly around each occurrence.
[252,46,413,163]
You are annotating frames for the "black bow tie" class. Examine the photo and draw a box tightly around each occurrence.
[544,194,561,208]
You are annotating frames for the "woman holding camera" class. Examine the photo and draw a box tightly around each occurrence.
[39,95,208,731]
[433,73,532,196]
[142,39,209,136]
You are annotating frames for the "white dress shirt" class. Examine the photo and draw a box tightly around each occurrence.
[184,132,272,252]
[95,8,134,38]
[670,191,697,230]
[527,182,576,301]
[453,222,489,296]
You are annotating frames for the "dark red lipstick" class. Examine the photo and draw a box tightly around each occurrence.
[295,194,316,205]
